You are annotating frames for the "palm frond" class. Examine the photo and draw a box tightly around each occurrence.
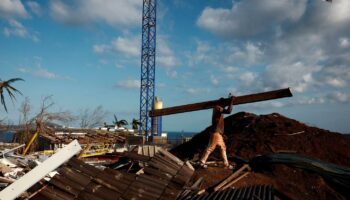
[7,85,23,95]
[0,77,24,112]
[6,78,24,83]
[1,92,7,112]
[5,87,17,105]
[119,119,128,125]
[113,114,118,124]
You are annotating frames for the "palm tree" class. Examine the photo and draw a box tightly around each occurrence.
[0,78,24,112]
[113,114,128,128]
[131,118,142,130]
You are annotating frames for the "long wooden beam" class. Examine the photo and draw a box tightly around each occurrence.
[149,88,292,117]
[0,140,82,200]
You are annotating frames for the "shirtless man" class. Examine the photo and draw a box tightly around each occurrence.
[200,96,235,168]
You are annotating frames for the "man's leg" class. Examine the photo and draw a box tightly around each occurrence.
[200,133,219,164]
[217,134,229,167]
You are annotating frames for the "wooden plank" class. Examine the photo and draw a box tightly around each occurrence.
[40,186,75,200]
[153,154,181,170]
[189,177,203,190]
[150,88,292,117]
[157,148,184,166]
[122,185,159,200]
[0,140,82,200]
[58,167,91,187]
[94,176,126,194]
[129,181,164,197]
[77,192,104,200]
[67,157,101,177]
[159,187,181,200]
[103,168,136,182]
[221,172,250,190]
[49,175,83,197]
[138,174,169,187]
[123,151,151,162]
[83,182,120,200]
[214,164,250,191]
[148,160,178,176]
[185,161,195,171]
[144,167,172,180]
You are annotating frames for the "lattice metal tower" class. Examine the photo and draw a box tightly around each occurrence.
[139,0,157,140]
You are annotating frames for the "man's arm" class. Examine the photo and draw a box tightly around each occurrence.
[223,96,235,114]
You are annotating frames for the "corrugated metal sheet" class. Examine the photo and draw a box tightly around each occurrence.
[30,148,194,200]
[177,185,275,200]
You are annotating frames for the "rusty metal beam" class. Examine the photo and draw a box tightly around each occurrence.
[149,88,292,117]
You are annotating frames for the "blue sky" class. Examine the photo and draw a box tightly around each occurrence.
[1,0,350,133]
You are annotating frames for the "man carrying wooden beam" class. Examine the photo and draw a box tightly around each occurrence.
[199,96,235,169]
[149,88,293,168]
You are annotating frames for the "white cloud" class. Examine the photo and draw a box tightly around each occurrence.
[189,0,350,109]
[221,66,239,73]
[210,74,219,87]
[156,82,166,89]
[3,19,27,37]
[0,0,28,19]
[18,67,61,79]
[27,1,42,16]
[187,40,264,70]
[93,44,109,54]
[157,38,179,68]
[339,37,350,48]
[166,70,178,79]
[262,62,320,93]
[93,36,179,69]
[3,19,39,42]
[34,68,57,79]
[227,42,263,65]
[49,0,142,27]
[270,101,285,108]
[245,42,264,64]
[185,88,210,96]
[18,58,70,80]
[325,0,350,24]
[197,0,307,38]
[18,67,28,73]
[325,78,346,88]
[328,92,350,103]
[187,40,215,67]
[99,59,108,65]
[239,72,256,87]
[295,97,325,105]
[112,36,139,57]
[93,35,140,57]
[321,65,350,88]
[115,79,140,89]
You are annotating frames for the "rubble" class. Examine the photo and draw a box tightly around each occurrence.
[171,112,350,200]
[0,111,349,199]
[0,140,81,200]
[0,139,194,200]
[178,185,275,200]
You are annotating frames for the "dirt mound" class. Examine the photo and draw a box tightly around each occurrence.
[171,112,350,200]
[172,112,350,167]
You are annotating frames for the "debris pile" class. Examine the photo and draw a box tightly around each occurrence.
[171,112,350,200]
[0,140,194,200]
[1,111,349,200]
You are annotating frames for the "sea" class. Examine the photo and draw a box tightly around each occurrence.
[0,131,14,142]
[166,131,197,140]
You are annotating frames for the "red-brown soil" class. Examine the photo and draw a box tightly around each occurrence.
[171,112,350,200]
